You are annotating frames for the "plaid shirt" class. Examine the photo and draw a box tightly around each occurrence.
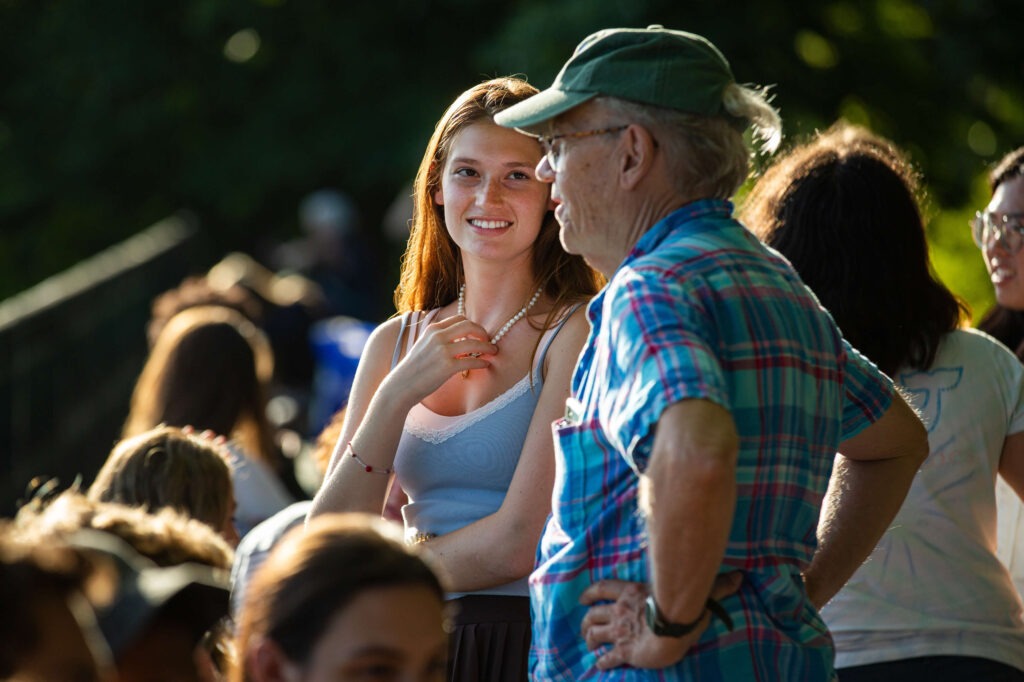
[530,200,894,681]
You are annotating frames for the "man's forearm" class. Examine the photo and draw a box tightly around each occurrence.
[643,462,735,623]
[642,399,739,624]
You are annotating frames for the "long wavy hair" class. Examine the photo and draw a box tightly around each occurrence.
[977,146,1024,360]
[741,122,967,376]
[395,76,603,324]
[123,305,281,472]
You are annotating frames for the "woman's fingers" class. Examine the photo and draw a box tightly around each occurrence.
[430,316,492,343]
[451,335,498,359]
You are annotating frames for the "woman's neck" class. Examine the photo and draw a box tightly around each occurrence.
[458,264,540,332]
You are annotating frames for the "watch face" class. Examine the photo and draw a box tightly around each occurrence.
[644,594,658,631]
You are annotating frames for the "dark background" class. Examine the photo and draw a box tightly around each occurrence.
[2,0,1022,308]
[1,0,1022,510]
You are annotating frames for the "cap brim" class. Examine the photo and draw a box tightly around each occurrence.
[494,89,598,132]
[67,530,229,656]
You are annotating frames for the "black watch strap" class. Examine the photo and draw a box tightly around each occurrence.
[644,595,735,638]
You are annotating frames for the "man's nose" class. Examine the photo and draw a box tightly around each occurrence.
[536,155,556,183]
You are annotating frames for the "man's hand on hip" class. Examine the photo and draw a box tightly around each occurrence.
[579,572,742,670]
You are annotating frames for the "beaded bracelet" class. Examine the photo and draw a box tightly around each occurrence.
[345,441,393,475]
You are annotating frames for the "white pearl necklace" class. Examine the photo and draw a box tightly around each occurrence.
[457,283,543,345]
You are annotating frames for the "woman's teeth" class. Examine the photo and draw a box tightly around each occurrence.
[471,219,511,229]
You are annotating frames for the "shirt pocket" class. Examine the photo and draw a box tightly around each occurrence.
[550,417,589,534]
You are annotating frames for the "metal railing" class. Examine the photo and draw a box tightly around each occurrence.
[0,214,209,515]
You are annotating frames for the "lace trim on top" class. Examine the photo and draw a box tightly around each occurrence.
[394,303,579,445]
[405,374,533,445]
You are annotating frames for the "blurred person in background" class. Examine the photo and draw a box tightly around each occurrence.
[269,188,381,322]
[13,493,234,682]
[0,528,116,682]
[973,146,1024,601]
[16,491,235,572]
[229,407,348,616]
[231,513,448,682]
[308,76,603,681]
[976,146,1024,359]
[88,425,240,546]
[68,530,231,682]
[147,274,266,350]
[124,305,298,535]
[743,123,1024,680]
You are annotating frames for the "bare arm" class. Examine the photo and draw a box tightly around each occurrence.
[421,308,589,591]
[578,398,739,670]
[999,431,1024,501]
[308,314,497,519]
[643,399,738,627]
[804,390,928,608]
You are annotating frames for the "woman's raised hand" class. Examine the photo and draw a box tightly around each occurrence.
[385,315,496,402]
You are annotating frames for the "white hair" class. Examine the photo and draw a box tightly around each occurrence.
[722,83,783,155]
[595,92,782,200]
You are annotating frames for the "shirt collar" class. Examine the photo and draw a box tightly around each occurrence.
[586,198,735,326]
[623,198,734,270]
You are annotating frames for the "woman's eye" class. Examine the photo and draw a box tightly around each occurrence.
[453,167,477,177]
[508,170,532,180]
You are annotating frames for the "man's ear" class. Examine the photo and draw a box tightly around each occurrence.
[248,636,298,682]
[618,124,658,190]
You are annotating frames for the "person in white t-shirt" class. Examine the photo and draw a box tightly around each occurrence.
[973,146,1024,598]
[742,122,1024,681]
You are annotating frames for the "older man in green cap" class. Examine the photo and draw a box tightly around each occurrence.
[494,25,927,680]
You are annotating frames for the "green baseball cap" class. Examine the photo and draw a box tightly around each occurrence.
[494,25,738,131]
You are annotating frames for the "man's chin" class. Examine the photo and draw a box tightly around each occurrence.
[558,225,581,256]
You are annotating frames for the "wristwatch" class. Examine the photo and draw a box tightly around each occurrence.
[644,595,705,637]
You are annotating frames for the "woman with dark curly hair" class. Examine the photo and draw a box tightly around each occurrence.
[742,123,1024,681]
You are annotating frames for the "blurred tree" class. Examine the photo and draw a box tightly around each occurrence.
[484,0,1024,318]
[0,0,1021,319]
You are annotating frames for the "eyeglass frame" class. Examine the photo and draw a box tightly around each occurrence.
[537,125,630,171]
[972,210,1024,254]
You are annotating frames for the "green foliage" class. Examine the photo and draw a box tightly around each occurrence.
[0,0,1021,319]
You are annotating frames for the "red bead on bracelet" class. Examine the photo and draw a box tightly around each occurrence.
[345,441,394,475]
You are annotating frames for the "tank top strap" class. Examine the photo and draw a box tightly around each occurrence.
[391,309,440,370]
[532,303,584,380]
[390,311,414,370]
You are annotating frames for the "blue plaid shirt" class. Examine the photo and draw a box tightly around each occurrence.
[530,200,894,680]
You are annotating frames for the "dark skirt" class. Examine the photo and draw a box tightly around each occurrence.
[448,594,531,682]
[839,656,1024,682]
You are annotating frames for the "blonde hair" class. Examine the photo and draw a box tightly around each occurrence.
[596,84,781,200]
[88,425,234,535]
[15,491,234,570]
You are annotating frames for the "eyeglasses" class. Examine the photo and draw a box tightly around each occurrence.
[972,210,1024,254]
[537,125,629,171]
